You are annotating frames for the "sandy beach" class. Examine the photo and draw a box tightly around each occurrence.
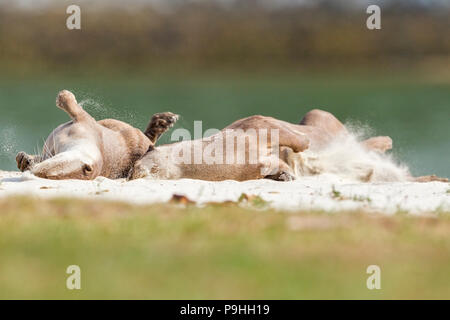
[1,170,448,214]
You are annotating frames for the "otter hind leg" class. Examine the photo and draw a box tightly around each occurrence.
[300,109,347,136]
[56,90,94,122]
[277,128,310,153]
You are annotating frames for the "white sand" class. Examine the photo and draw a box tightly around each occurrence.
[0,170,448,214]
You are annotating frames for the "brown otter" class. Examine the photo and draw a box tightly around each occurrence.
[130,109,447,183]
[16,90,177,180]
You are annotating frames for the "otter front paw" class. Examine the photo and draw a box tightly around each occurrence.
[16,151,34,172]
[265,171,296,182]
[151,112,179,132]
[145,112,179,143]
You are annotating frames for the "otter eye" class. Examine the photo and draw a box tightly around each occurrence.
[83,164,93,175]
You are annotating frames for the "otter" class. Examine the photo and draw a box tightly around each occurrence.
[16,90,177,180]
[130,109,447,183]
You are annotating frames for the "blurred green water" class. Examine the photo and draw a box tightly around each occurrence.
[0,73,448,177]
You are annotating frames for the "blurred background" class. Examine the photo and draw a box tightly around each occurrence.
[0,0,449,176]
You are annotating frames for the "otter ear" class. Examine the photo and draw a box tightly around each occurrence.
[144,112,179,144]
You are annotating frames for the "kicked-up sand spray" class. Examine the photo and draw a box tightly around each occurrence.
[285,124,411,182]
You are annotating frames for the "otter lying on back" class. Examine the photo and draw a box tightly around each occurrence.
[16,90,177,180]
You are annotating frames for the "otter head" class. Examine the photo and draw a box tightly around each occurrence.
[32,143,103,180]
[128,157,150,180]
[128,147,166,180]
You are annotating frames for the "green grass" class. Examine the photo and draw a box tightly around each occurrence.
[0,197,450,299]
